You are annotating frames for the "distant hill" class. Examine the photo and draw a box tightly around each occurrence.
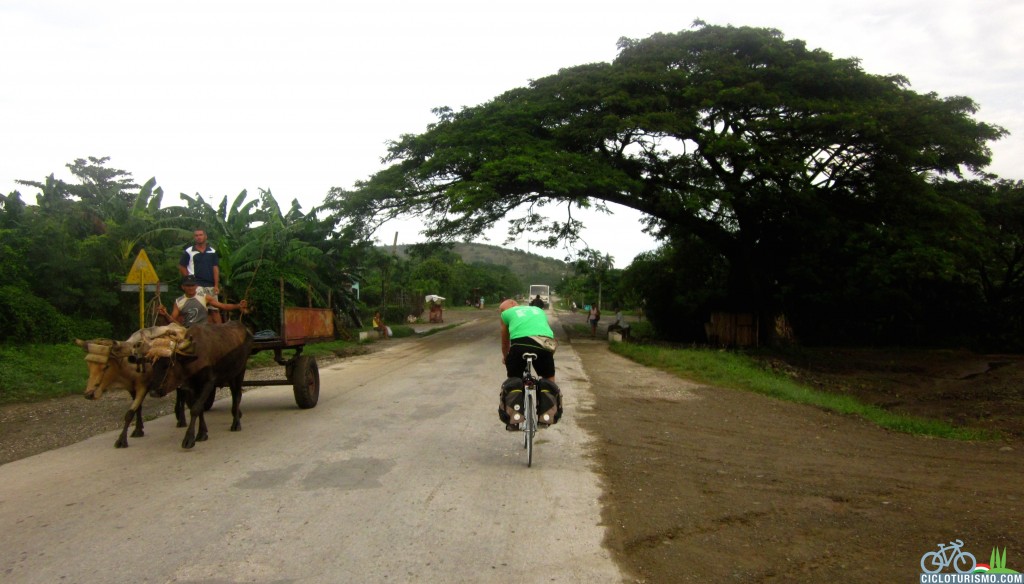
[390,242,569,290]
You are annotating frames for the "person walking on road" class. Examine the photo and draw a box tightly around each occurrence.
[588,304,601,339]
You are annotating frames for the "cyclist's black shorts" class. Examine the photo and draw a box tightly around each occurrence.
[505,336,555,378]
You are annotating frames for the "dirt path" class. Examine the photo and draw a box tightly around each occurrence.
[571,338,1024,583]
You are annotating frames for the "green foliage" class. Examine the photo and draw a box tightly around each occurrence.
[617,239,728,342]
[68,319,115,341]
[0,343,86,403]
[387,325,416,338]
[378,304,409,324]
[2,155,373,343]
[0,286,74,344]
[610,343,996,440]
[623,320,656,342]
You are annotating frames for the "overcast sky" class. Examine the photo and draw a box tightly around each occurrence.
[2,0,1021,267]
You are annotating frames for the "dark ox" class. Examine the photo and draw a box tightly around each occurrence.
[74,336,186,448]
[147,321,254,449]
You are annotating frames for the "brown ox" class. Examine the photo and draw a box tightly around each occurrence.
[146,321,254,449]
[74,325,188,448]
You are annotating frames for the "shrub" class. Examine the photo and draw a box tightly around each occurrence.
[68,318,114,341]
[0,285,74,344]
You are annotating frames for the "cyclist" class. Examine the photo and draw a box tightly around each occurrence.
[498,298,561,429]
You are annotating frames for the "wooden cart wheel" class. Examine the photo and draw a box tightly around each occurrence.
[291,355,320,409]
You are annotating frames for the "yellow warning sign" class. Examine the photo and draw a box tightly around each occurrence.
[125,249,160,284]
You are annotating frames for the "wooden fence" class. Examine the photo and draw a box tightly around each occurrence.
[705,312,759,348]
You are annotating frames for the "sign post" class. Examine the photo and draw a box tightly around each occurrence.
[124,249,161,329]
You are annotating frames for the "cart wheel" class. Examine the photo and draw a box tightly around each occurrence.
[292,355,320,409]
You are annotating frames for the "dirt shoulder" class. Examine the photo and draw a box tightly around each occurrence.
[567,328,1024,583]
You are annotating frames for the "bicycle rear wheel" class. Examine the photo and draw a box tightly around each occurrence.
[524,392,536,467]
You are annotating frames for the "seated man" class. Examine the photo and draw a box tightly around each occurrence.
[607,308,631,338]
[498,298,562,430]
[158,275,247,328]
[372,311,389,338]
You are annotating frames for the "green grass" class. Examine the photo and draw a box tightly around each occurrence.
[609,343,997,441]
[0,343,88,404]
[2,323,452,404]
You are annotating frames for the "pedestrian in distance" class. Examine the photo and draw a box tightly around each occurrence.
[588,304,601,339]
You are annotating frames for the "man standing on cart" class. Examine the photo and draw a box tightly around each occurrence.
[178,228,222,323]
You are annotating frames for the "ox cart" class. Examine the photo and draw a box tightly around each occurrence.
[243,306,334,409]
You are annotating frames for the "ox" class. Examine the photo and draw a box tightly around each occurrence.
[146,321,253,449]
[75,325,188,448]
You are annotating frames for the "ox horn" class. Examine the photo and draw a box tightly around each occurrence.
[174,338,195,355]
[77,340,113,357]
[110,342,133,359]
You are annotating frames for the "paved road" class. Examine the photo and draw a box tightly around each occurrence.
[0,314,623,583]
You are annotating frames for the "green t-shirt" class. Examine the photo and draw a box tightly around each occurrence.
[501,305,554,339]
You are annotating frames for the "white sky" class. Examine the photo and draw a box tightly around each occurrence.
[2,0,1021,268]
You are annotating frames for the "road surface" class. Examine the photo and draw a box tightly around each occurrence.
[0,314,623,583]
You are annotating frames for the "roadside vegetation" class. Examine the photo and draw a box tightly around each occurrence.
[608,342,998,441]
[0,343,85,404]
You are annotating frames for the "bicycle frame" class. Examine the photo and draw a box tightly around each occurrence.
[520,353,539,467]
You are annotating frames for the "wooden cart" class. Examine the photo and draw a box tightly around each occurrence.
[243,306,334,409]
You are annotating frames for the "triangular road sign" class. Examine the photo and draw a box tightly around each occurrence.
[125,249,160,284]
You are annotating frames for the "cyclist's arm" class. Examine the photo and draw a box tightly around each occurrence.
[500,322,511,362]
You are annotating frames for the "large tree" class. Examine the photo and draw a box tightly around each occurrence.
[327,23,1004,337]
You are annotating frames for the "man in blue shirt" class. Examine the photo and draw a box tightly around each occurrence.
[178,229,222,323]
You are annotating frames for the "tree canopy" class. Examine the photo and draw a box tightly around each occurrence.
[327,23,1010,344]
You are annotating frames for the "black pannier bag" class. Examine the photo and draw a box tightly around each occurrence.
[499,377,524,424]
[537,378,562,425]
